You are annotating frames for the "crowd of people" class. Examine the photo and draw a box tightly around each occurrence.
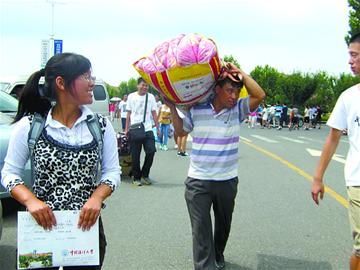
[246,103,323,131]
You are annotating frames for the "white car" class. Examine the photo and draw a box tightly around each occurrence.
[0,76,110,117]
[0,91,32,239]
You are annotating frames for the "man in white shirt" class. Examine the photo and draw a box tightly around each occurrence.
[125,78,159,186]
[311,32,360,270]
[118,94,128,131]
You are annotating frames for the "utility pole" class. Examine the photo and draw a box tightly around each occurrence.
[40,0,65,67]
[47,0,65,38]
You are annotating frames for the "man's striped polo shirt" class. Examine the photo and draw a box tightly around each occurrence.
[182,97,250,181]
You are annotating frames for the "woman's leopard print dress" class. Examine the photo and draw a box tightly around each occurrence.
[30,115,106,210]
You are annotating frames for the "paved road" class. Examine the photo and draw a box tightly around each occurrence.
[0,120,352,270]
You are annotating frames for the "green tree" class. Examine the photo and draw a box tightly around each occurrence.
[118,81,129,97]
[345,0,360,44]
[333,73,360,104]
[223,55,241,68]
[127,78,137,93]
[250,65,281,104]
[106,83,120,98]
[306,72,334,112]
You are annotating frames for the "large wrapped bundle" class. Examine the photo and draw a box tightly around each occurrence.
[133,33,221,105]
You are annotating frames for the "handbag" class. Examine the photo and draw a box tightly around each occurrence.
[129,94,148,142]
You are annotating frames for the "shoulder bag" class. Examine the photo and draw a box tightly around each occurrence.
[129,93,148,142]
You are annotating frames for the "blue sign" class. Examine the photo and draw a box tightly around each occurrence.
[54,39,63,54]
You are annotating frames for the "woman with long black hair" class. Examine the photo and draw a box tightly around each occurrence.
[1,53,120,269]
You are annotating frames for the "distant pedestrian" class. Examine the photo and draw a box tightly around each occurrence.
[278,103,288,130]
[118,94,128,131]
[274,103,282,128]
[315,105,323,129]
[304,105,310,130]
[109,102,115,121]
[158,103,172,150]
[248,111,257,128]
[309,106,317,128]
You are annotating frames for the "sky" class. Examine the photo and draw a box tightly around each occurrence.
[0,0,353,86]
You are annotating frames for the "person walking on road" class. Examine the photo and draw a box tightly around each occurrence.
[109,102,115,121]
[158,103,172,150]
[311,32,360,270]
[315,105,323,129]
[166,62,265,270]
[1,53,121,269]
[119,94,128,131]
[125,77,160,186]
[304,105,310,130]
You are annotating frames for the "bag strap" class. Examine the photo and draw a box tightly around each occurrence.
[28,113,104,184]
[142,93,148,123]
[28,113,46,186]
[86,114,104,182]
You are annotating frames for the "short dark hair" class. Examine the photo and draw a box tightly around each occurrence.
[350,31,360,44]
[216,77,243,90]
[137,77,147,85]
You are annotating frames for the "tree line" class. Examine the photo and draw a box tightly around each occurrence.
[106,60,360,113]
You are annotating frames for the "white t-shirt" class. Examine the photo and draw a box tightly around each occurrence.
[118,100,127,118]
[327,84,360,186]
[127,92,157,132]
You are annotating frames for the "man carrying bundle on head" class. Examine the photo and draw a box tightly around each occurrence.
[165,62,265,270]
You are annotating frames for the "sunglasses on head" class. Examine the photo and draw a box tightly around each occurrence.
[217,66,243,83]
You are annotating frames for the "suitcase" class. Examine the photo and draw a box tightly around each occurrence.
[117,132,132,176]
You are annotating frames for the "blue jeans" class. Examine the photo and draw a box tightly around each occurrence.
[160,124,170,145]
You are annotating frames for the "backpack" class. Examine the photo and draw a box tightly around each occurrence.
[27,113,104,185]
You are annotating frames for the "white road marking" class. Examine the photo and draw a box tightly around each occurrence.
[250,135,278,143]
[306,148,346,164]
[298,136,315,142]
[278,136,305,144]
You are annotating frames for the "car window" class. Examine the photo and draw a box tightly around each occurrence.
[0,91,18,112]
[93,85,106,101]
[0,82,10,92]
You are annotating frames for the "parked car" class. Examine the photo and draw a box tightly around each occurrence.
[0,76,110,117]
[0,91,32,238]
[0,91,32,200]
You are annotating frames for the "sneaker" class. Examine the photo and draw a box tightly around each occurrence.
[177,151,181,156]
[163,145,168,151]
[142,177,152,185]
[215,255,225,269]
[179,152,189,157]
[174,144,178,149]
[132,179,142,186]
[159,144,164,150]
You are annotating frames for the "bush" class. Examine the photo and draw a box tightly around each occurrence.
[321,112,331,122]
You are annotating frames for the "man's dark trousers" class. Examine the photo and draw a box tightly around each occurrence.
[185,177,238,270]
[130,131,156,180]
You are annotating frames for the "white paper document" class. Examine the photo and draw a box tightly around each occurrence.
[17,210,99,269]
